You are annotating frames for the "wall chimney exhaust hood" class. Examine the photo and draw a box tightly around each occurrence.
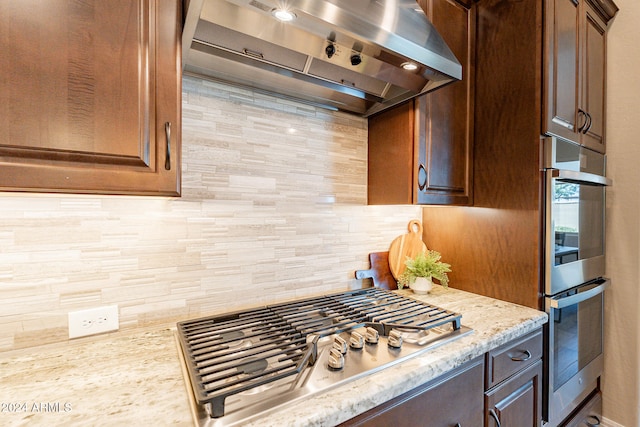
[182,0,462,117]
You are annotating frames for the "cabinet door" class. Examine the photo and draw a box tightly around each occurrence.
[544,0,582,142]
[581,4,607,153]
[415,0,474,205]
[367,101,415,205]
[0,0,181,195]
[341,358,484,427]
[485,360,543,427]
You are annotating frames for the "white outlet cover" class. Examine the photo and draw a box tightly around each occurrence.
[68,305,119,339]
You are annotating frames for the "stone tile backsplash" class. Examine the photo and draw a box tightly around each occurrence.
[0,76,420,351]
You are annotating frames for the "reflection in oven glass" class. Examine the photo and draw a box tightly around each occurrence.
[552,290,603,390]
[552,181,604,266]
[553,181,579,266]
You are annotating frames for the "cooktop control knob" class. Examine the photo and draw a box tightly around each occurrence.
[388,330,403,349]
[365,327,379,344]
[328,348,345,370]
[349,331,364,349]
[333,335,348,354]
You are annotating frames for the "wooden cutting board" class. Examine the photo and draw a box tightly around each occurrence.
[388,219,427,279]
[354,251,397,290]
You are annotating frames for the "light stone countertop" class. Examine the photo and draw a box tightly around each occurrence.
[0,286,547,427]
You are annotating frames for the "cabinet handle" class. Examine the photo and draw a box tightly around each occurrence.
[578,109,588,133]
[510,349,532,362]
[418,164,427,191]
[584,112,593,134]
[586,415,601,426]
[489,409,501,427]
[164,121,172,171]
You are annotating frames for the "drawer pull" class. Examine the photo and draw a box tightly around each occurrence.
[578,108,588,133]
[586,415,601,426]
[418,164,427,191]
[510,349,532,362]
[489,409,501,427]
[584,112,593,134]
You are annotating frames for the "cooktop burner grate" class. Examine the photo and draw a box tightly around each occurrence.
[176,288,463,419]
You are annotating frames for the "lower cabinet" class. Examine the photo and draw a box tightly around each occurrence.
[485,329,544,427]
[339,357,484,427]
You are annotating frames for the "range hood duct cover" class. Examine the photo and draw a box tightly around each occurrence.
[182,0,462,116]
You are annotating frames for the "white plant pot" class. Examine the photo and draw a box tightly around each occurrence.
[409,277,433,294]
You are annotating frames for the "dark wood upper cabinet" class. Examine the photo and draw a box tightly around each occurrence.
[544,0,580,141]
[0,0,181,195]
[544,0,616,153]
[368,0,475,205]
[581,3,608,152]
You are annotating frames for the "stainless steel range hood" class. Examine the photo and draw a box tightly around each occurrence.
[182,0,462,117]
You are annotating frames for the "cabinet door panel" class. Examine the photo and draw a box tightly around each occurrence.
[485,360,543,427]
[545,0,581,141]
[341,358,484,427]
[0,0,181,195]
[1,1,148,164]
[581,7,607,153]
[367,101,415,205]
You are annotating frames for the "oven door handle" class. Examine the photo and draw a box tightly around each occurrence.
[551,169,612,186]
[546,279,609,309]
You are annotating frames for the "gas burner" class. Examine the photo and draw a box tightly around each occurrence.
[236,357,268,375]
[395,322,456,346]
[219,330,252,350]
[232,357,279,396]
[384,303,404,311]
[395,328,431,345]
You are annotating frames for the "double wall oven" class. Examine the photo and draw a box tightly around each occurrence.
[543,137,611,426]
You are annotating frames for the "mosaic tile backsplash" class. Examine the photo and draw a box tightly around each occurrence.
[0,76,420,351]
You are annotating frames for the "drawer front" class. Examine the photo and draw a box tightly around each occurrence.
[561,390,602,427]
[486,329,543,389]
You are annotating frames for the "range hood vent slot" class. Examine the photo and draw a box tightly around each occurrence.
[193,21,310,72]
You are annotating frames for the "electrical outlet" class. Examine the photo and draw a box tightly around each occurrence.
[68,305,119,339]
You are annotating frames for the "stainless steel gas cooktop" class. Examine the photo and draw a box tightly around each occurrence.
[176,288,472,426]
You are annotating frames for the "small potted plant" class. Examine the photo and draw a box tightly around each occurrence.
[398,250,451,294]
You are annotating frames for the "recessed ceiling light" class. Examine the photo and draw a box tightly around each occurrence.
[401,62,419,71]
[272,8,296,22]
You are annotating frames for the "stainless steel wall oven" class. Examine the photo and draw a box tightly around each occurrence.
[543,137,611,426]
[545,278,606,425]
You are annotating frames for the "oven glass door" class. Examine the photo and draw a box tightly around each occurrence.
[547,172,608,295]
[546,279,605,424]
[552,179,605,267]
